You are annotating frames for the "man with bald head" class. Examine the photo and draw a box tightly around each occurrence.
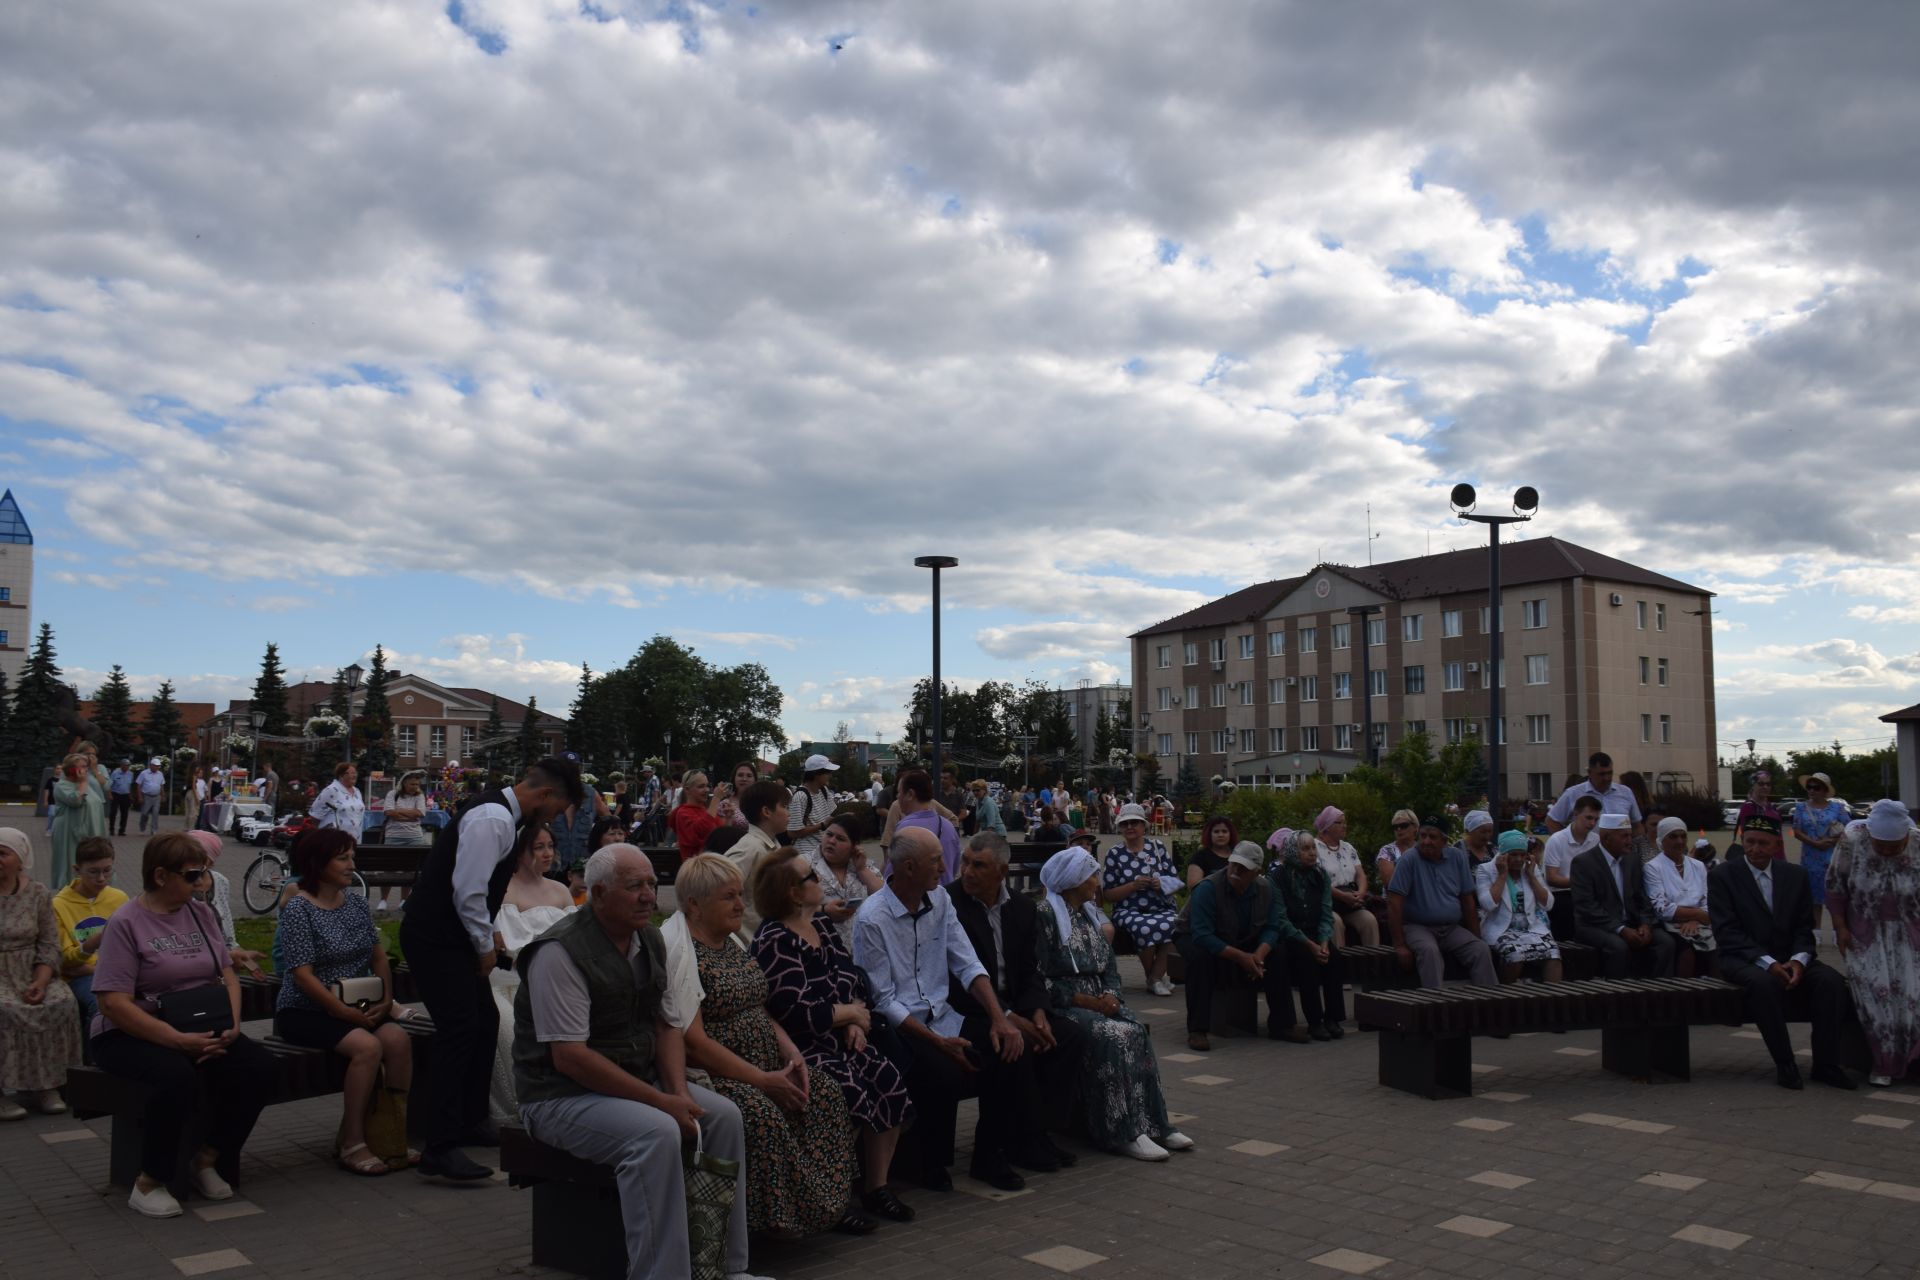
[853,827,1028,1192]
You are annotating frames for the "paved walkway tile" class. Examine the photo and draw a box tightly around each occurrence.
[171,1249,251,1277]
[1479,1090,1530,1103]
[1867,1180,1920,1202]
[1437,1214,1511,1238]
[1022,1245,1107,1273]
[1853,1113,1912,1130]
[191,1201,265,1222]
[1471,1063,1500,1074]
[1162,1052,1205,1063]
[1455,1117,1512,1132]
[1227,1140,1289,1156]
[1309,1247,1392,1275]
[1555,1046,1599,1057]
[1467,1170,1534,1189]
[1803,1170,1874,1191]
[1569,1112,1673,1134]
[1671,1224,1750,1250]
[1638,1172,1704,1190]
[1181,1074,1232,1086]
[39,1128,97,1144]
[1867,1090,1920,1105]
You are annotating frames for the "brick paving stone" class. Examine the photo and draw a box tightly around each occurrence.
[1309,1247,1393,1274]
[1637,1172,1705,1190]
[1466,1170,1534,1189]
[1437,1214,1512,1238]
[1671,1223,1751,1250]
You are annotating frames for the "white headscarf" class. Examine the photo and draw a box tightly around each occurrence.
[1040,847,1100,951]
[0,826,33,871]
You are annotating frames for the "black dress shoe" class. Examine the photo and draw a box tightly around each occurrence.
[834,1209,879,1235]
[1009,1143,1061,1173]
[920,1166,953,1193]
[1324,1021,1346,1040]
[967,1161,1026,1192]
[1308,1025,1331,1042]
[419,1146,494,1181]
[861,1186,915,1222]
[1811,1064,1858,1091]
[1049,1142,1079,1169]
[1776,1063,1805,1091]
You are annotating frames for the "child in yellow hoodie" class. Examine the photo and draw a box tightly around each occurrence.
[51,836,128,1019]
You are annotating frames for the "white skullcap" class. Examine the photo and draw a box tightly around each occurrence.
[1596,813,1632,830]
[1867,799,1913,842]
[1463,810,1493,832]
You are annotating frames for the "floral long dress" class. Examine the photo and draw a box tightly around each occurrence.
[751,913,912,1133]
[693,937,854,1236]
[1034,906,1171,1148]
[1102,839,1180,946]
[0,880,83,1091]
[50,776,107,892]
[1827,823,1920,1079]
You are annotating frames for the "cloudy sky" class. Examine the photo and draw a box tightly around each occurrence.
[4,1,1917,761]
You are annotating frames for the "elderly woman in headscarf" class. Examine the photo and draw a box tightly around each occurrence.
[1035,846,1193,1162]
[1307,806,1377,948]
[0,827,83,1119]
[1643,817,1715,978]
[1828,800,1920,1087]
[1101,803,1181,996]
[1270,830,1349,1038]
[1477,830,1563,983]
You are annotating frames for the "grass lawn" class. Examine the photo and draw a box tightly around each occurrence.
[232,915,404,973]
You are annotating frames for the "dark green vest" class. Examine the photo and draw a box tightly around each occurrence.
[1175,868,1273,949]
[512,908,668,1107]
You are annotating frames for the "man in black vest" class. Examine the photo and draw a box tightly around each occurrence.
[1174,841,1299,1051]
[401,754,582,1180]
[950,832,1082,1178]
[1709,816,1855,1091]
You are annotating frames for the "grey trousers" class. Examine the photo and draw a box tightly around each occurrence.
[137,793,162,832]
[1403,922,1499,988]
[520,1085,748,1280]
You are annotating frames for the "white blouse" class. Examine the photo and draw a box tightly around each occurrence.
[1643,854,1709,922]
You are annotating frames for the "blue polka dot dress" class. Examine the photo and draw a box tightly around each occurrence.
[1103,839,1180,946]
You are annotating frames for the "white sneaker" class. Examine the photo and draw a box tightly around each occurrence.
[725,1272,776,1280]
[1870,1074,1894,1087]
[1159,1130,1195,1152]
[34,1090,68,1115]
[0,1096,26,1121]
[192,1164,235,1201]
[1115,1133,1169,1162]
[129,1183,183,1218]
[1152,978,1174,997]
[375,898,391,914]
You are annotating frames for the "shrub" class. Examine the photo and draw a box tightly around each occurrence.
[1657,787,1727,832]
[1218,779,1393,881]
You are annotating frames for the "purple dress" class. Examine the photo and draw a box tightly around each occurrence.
[752,911,913,1133]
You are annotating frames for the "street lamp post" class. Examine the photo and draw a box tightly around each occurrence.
[1347,604,1382,767]
[1448,483,1539,821]
[914,555,959,788]
[342,662,365,796]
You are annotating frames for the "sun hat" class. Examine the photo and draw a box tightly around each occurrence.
[1115,803,1148,826]
[1798,772,1833,792]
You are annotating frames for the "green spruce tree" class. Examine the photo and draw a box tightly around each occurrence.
[251,642,290,735]
[91,665,138,756]
[358,644,395,779]
[141,679,186,767]
[515,694,545,774]
[7,623,66,783]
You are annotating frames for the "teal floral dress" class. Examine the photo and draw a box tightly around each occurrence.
[1034,907,1171,1147]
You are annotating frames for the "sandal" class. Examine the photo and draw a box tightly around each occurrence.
[337,1143,389,1177]
[386,1148,423,1171]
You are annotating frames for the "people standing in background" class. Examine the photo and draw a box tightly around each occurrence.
[1545,752,1643,833]
[1792,772,1851,937]
[311,763,366,839]
[132,758,166,837]
[51,754,109,891]
[787,756,840,860]
[968,780,1006,836]
[720,761,760,829]
[374,770,434,916]
[1827,801,1920,1087]
[108,760,135,837]
[1734,770,1784,844]
[186,766,206,831]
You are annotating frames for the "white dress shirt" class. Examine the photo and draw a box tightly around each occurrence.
[1541,827,1597,900]
[851,883,986,1037]
[1747,862,1813,970]
[448,788,519,954]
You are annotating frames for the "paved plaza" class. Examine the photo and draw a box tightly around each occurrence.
[5,817,1920,1278]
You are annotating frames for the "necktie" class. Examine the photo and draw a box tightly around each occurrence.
[1755,868,1772,911]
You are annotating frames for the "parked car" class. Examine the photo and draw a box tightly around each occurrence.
[1851,801,1873,818]
[1722,806,1741,828]
[235,814,276,846]
[270,814,319,849]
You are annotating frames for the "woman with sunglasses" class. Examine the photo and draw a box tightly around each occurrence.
[88,833,276,1218]
[1376,809,1419,887]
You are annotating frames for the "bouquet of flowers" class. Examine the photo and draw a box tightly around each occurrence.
[305,711,349,740]
[226,733,255,758]
[172,746,199,763]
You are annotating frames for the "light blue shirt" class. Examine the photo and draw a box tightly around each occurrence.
[1548,780,1642,826]
[851,882,986,1036]
[109,768,134,796]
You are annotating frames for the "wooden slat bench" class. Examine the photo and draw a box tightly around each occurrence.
[1342,939,1602,991]
[65,1014,439,1195]
[502,1124,626,1279]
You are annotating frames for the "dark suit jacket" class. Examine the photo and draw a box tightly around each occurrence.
[1570,846,1658,934]
[950,887,1047,1018]
[1708,854,1818,969]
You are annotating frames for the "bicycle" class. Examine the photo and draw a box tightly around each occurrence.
[241,848,367,915]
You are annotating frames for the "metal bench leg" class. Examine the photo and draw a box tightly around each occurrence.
[1602,1023,1690,1081]
[1378,1029,1473,1099]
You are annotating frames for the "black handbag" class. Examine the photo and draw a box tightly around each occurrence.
[152,902,235,1035]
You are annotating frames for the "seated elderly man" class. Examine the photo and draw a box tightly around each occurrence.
[853,826,1026,1192]
[513,844,771,1280]
[1172,840,1301,1051]
[1387,816,1498,988]
[950,832,1082,1174]
[1570,813,1675,978]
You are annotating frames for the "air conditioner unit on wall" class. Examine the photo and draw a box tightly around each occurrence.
[1286,677,1297,685]
[1609,592,1624,606]
[1466,662,1479,672]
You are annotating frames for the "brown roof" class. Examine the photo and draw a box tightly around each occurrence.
[1882,703,1920,723]
[450,688,568,728]
[1132,537,1708,638]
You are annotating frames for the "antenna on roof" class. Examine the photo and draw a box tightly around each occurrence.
[1367,504,1381,565]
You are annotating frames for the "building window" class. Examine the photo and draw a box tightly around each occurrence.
[1300,726,1320,752]
[1333,673,1351,700]
[1445,718,1475,744]
[1184,642,1198,666]
[461,727,475,757]
[1522,599,1547,629]
[1402,614,1423,643]
[1528,772,1555,801]
[1366,618,1386,646]
[1299,627,1317,653]
[1334,724,1354,751]
[1156,687,1172,711]
[1406,719,1427,738]
[1490,720,1507,744]
[1479,606,1492,634]
[1640,714,1652,743]
[1527,714,1551,743]
[1260,727,1280,753]
[1268,678,1286,704]
[1442,609,1462,638]
[1211,683,1226,708]
[1331,623,1351,650]
[1238,633,1255,660]
[0,587,9,601]
[1212,729,1231,753]
[1368,669,1387,697]
[1301,675,1319,702]
[397,726,417,758]
[1656,603,1667,631]
[1525,654,1549,685]
[1657,658,1669,687]
[1444,661,1465,692]
[1267,630,1285,656]
[0,630,7,647]
[1157,733,1173,756]
[430,726,446,758]
[1185,685,1199,708]
[1240,681,1255,706]
[1186,732,1200,756]
[1660,714,1673,744]
[1404,664,1426,694]
[1209,638,1226,663]
[1636,601,1647,629]
[1638,656,1650,685]
[1240,728,1256,753]
[1156,645,1171,669]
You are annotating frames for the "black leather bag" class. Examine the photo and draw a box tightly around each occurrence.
[152,902,235,1035]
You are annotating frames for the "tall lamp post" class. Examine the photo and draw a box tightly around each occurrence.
[342,662,365,796]
[1347,604,1382,767]
[1448,483,1539,820]
[914,555,959,787]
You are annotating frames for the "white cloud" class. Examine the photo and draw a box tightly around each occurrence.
[679,630,799,652]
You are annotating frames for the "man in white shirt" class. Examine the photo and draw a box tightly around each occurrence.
[310,762,366,836]
[135,758,167,834]
[1541,794,1603,937]
[1546,751,1643,833]
[1569,813,1674,978]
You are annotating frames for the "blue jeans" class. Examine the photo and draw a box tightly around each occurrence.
[68,972,97,1021]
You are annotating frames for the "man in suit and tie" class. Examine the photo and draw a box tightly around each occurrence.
[1709,815,1856,1090]
[1570,812,1676,978]
[950,831,1082,1180]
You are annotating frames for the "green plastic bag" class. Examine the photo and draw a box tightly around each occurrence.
[685,1127,739,1280]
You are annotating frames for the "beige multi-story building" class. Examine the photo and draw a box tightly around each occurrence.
[0,490,33,686]
[1130,537,1715,802]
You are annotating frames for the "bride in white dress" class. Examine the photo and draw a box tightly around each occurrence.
[488,825,577,1127]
